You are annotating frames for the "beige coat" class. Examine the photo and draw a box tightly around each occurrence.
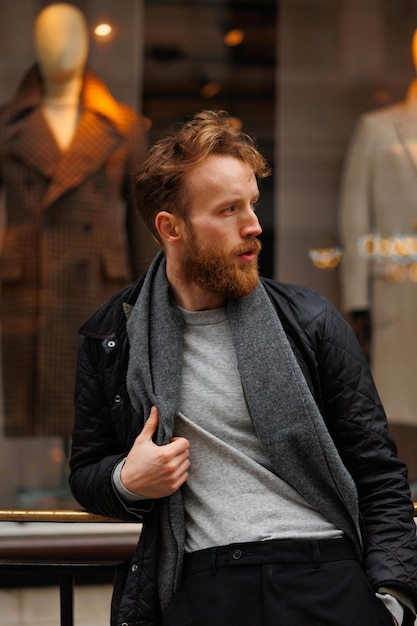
[339,80,417,425]
[0,65,157,436]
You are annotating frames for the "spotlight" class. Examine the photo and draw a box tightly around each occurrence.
[94,23,112,38]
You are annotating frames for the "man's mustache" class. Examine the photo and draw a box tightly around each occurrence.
[233,237,262,256]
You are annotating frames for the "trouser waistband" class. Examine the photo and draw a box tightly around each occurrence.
[183,537,356,577]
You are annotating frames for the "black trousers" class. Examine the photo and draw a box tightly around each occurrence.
[163,538,395,626]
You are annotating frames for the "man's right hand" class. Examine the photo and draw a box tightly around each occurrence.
[120,406,190,499]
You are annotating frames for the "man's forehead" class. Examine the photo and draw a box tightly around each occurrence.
[186,154,256,190]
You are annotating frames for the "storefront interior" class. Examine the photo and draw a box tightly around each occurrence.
[0,0,417,507]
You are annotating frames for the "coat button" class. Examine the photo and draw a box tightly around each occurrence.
[107,340,116,348]
[114,395,121,403]
[232,549,242,560]
[131,563,138,572]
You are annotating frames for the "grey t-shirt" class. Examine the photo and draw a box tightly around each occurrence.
[175,307,342,553]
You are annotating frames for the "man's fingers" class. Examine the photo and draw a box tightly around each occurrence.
[123,408,190,498]
[168,436,190,455]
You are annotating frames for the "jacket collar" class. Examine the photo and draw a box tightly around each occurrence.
[79,274,146,340]
[2,64,132,207]
[3,63,130,131]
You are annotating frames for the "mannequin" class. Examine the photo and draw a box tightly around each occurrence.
[339,29,417,476]
[0,3,157,437]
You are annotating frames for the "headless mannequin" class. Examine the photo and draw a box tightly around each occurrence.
[339,28,417,480]
[34,3,88,151]
[341,28,417,355]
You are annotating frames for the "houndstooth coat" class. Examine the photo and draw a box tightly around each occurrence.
[0,65,157,437]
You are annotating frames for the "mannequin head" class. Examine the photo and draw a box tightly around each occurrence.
[34,3,89,83]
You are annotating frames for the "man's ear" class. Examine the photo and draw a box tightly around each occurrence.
[154,211,184,246]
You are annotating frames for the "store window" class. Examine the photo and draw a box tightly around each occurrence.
[0,0,276,509]
[277,0,417,485]
[1,0,417,507]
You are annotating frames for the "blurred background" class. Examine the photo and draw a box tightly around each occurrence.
[0,0,417,509]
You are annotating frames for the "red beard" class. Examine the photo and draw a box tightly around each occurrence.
[181,233,262,299]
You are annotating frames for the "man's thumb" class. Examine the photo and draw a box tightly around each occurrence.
[141,406,159,439]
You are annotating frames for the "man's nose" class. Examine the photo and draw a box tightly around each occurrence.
[242,208,262,238]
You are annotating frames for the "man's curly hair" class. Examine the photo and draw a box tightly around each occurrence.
[132,109,271,241]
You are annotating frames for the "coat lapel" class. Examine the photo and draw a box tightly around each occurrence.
[2,65,129,208]
[42,110,125,207]
[395,118,417,177]
[3,108,60,183]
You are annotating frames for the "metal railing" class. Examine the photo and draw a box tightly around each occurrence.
[0,505,416,626]
[0,509,140,626]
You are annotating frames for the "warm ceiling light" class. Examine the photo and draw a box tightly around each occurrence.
[94,23,112,37]
[224,28,244,47]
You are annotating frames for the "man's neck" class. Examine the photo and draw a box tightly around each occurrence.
[166,261,224,312]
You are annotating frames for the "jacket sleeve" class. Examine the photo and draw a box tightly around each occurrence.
[317,300,417,607]
[69,333,153,522]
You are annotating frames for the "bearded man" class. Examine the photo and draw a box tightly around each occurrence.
[69,110,417,626]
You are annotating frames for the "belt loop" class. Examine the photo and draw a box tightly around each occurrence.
[210,547,217,575]
[310,540,321,569]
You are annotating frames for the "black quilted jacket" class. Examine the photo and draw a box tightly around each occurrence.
[69,275,417,626]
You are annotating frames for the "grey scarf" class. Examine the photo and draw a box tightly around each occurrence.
[126,251,361,612]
